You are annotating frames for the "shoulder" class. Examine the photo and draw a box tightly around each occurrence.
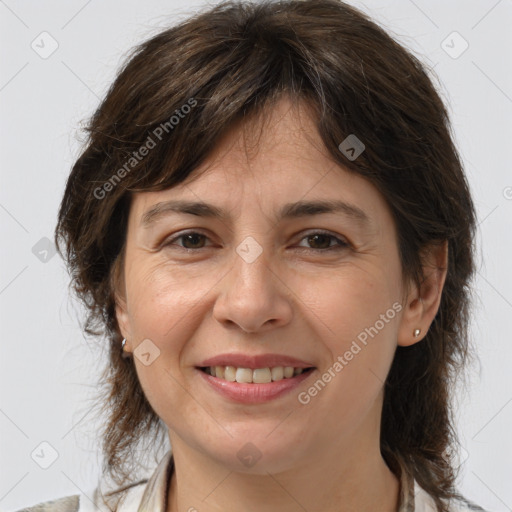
[448,499,489,512]
[10,494,80,512]
[10,482,147,512]
[414,481,488,512]
[13,450,171,512]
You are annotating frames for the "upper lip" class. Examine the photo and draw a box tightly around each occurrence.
[197,353,315,369]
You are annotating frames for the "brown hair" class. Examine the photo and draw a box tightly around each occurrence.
[55,1,477,510]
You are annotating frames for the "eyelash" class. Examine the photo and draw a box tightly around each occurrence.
[162,230,350,252]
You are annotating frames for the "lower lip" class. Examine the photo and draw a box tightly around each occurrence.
[196,368,315,404]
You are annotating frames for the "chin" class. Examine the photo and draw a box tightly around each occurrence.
[202,433,306,475]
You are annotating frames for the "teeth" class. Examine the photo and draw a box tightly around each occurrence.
[235,367,253,383]
[224,366,236,382]
[253,368,272,383]
[204,365,310,383]
[271,366,284,381]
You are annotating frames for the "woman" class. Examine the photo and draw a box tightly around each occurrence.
[17,0,486,511]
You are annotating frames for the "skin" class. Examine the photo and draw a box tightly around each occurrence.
[116,97,448,512]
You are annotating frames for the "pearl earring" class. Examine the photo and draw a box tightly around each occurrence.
[413,328,421,337]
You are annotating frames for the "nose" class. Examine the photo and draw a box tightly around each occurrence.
[212,242,294,334]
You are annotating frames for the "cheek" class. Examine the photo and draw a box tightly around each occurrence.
[123,260,223,414]
[126,259,215,342]
[125,261,211,419]
[299,265,400,404]
[294,273,400,432]
[301,265,399,348]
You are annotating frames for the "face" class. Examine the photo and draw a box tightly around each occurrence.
[116,97,410,474]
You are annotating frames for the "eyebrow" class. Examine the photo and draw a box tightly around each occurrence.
[140,199,372,228]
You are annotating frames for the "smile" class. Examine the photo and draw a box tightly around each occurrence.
[199,365,315,383]
[196,365,317,404]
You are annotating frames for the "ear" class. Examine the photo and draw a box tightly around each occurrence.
[115,292,131,345]
[397,240,448,347]
[112,255,132,351]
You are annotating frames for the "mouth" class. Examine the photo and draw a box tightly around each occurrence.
[197,365,316,384]
[196,364,317,404]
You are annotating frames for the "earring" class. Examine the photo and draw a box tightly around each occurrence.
[121,338,132,359]
[413,328,421,338]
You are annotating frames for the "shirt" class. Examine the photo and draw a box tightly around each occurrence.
[11,449,486,512]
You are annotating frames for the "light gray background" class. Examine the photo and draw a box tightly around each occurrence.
[1,0,511,510]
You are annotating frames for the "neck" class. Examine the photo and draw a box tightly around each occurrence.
[165,424,400,512]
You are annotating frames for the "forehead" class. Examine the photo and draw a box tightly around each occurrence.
[129,97,392,234]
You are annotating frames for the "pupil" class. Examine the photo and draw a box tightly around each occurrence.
[184,234,204,248]
[309,234,330,249]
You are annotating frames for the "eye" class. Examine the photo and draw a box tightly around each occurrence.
[163,231,211,250]
[162,230,350,252]
[296,231,349,251]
